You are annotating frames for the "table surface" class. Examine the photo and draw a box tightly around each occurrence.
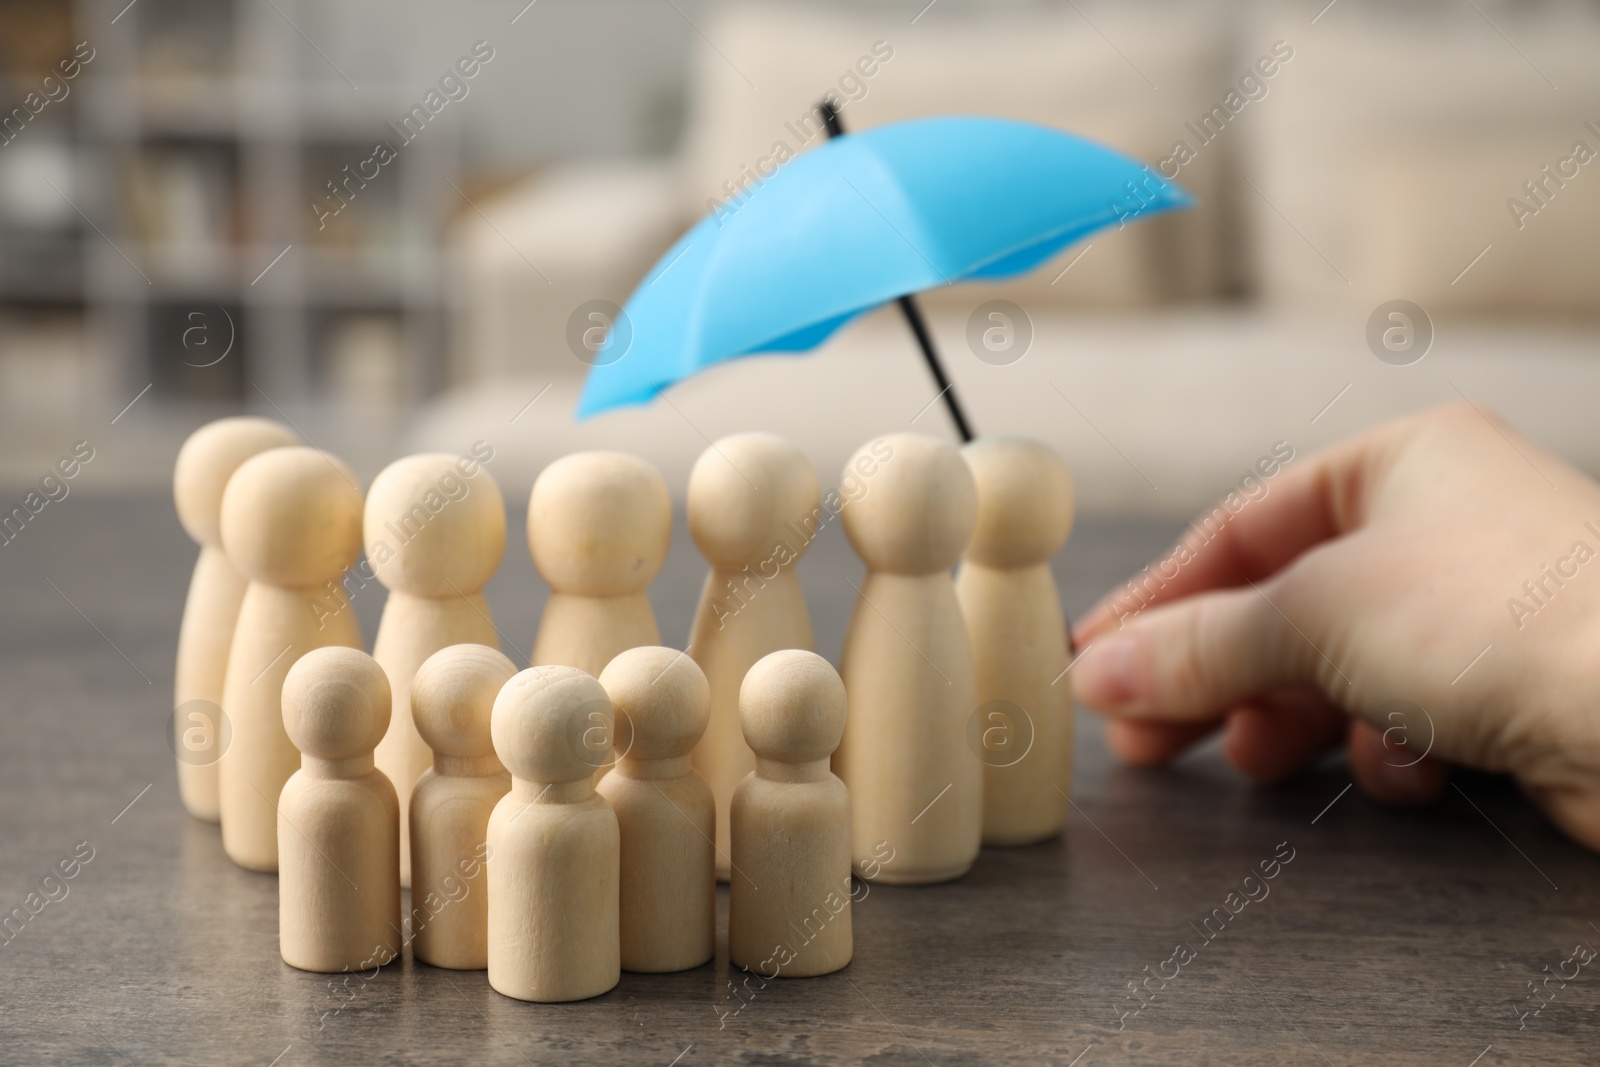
[3,494,1595,1066]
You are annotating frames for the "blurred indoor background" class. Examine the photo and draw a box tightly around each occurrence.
[2,0,1598,513]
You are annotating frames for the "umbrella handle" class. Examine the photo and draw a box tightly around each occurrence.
[820,101,976,444]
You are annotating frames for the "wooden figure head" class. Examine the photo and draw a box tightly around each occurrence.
[173,417,297,548]
[962,437,1075,569]
[364,453,506,597]
[839,433,976,576]
[220,447,364,588]
[412,643,517,761]
[492,666,614,784]
[598,646,710,763]
[738,650,846,765]
[526,451,671,597]
[282,647,392,762]
[687,433,820,570]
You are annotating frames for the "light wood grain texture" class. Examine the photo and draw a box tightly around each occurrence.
[218,447,364,872]
[597,646,716,973]
[956,437,1075,846]
[172,417,298,822]
[835,434,981,885]
[686,433,819,881]
[366,453,506,887]
[487,666,620,1002]
[278,647,402,974]
[528,451,670,679]
[409,643,515,970]
[730,650,852,978]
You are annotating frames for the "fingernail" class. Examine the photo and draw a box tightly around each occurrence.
[1074,634,1144,709]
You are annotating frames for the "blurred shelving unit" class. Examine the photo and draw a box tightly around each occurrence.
[0,0,89,419]
[0,0,459,413]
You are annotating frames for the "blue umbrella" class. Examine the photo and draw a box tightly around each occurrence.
[577,110,1191,439]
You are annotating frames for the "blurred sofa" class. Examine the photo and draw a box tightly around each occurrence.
[431,0,1600,513]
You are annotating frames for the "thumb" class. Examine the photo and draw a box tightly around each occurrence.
[1073,585,1315,720]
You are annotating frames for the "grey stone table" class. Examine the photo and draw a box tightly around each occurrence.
[2,495,1595,1065]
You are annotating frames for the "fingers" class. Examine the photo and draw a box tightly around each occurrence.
[1102,689,1344,782]
[1347,719,1449,805]
[1101,688,1457,811]
[1105,719,1222,766]
[1104,698,1454,806]
[1076,434,1377,642]
[1222,689,1347,784]
[1073,585,1311,721]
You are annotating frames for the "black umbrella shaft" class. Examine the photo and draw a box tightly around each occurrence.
[820,100,844,138]
[819,99,975,444]
[896,294,973,443]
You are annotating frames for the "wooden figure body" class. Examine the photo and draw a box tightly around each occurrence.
[367,452,506,886]
[410,643,515,969]
[219,447,364,872]
[487,666,619,1002]
[686,433,818,881]
[955,438,1075,846]
[172,417,297,822]
[278,647,401,973]
[835,434,980,885]
[729,650,852,978]
[597,646,715,973]
[528,451,670,677]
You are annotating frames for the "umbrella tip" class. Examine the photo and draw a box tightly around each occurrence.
[819,99,844,139]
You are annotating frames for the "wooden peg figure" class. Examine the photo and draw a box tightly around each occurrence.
[686,433,818,881]
[366,451,506,887]
[729,650,852,978]
[409,643,516,969]
[836,433,980,884]
[487,666,620,1002]
[219,447,364,872]
[278,646,401,973]
[955,438,1075,845]
[172,417,297,822]
[528,452,670,677]
[597,646,715,973]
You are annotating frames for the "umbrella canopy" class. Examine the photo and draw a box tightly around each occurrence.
[577,115,1191,419]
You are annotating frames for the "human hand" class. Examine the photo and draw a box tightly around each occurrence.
[1070,403,1600,850]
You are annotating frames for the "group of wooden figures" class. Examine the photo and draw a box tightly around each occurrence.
[172,418,1076,1002]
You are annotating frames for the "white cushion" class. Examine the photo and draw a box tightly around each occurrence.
[447,161,683,383]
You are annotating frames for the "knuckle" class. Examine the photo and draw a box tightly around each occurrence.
[1170,599,1226,704]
